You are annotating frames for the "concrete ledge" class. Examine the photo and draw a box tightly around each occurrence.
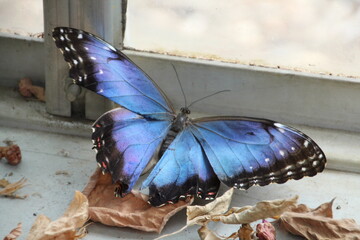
[0,87,91,137]
[1,86,359,174]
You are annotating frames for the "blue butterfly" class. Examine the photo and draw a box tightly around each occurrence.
[53,27,326,206]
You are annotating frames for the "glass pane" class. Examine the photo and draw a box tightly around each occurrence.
[125,0,360,78]
[0,0,43,36]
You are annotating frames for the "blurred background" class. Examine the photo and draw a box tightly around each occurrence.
[1,0,359,78]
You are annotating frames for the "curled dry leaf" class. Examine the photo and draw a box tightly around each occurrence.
[256,220,276,240]
[18,78,45,102]
[212,196,298,224]
[155,188,234,239]
[238,223,254,240]
[280,199,360,240]
[27,191,88,240]
[187,188,234,224]
[3,223,22,240]
[0,178,10,188]
[82,168,193,233]
[198,223,254,240]
[0,144,22,165]
[0,178,27,199]
[197,225,222,240]
[158,191,298,240]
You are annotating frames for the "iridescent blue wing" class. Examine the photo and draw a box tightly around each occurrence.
[142,128,220,206]
[52,27,174,119]
[92,107,172,194]
[52,27,176,194]
[190,117,326,189]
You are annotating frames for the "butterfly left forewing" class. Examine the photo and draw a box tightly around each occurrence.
[52,27,174,119]
[190,117,326,189]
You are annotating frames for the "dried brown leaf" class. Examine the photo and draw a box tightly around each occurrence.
[3,223,22,240]
[18,78,45,102]
[155,189,235,240]
[158,191,297,239]
[27,191,88,240]
[0,178,27,198]
[198,225,222,240]
[0,178,10,188]
[82,168,193,233]
[212,196,298,224]
[187,188,234,224]
[198,224,254,240]
[238,223,254,240]
[280,199,360,240]
[256,220,275,240]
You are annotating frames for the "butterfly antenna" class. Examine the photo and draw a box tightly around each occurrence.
[188,90,231,108]
[171,64,188,107]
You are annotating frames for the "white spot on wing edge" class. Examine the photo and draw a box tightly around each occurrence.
[90,56,97,60]
[77,33,83,39]
[279,150,285,157]
[274,123,287,133]
[59,28,64,33]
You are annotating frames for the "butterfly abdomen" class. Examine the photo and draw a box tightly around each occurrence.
[159,111,189,158]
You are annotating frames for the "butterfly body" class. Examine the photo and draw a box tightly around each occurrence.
[53,27,326,207]
[159,107,190,158]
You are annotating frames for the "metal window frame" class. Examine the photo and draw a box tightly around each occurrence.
[43,0,124,118]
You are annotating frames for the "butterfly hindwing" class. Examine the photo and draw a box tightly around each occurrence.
[142,128,220,206]
[191,117,326,189]
[92,107,172,194]
[52,27,174,119]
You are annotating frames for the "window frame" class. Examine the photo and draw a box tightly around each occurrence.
[1,0,360,132]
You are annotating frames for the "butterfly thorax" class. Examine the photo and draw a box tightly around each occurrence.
[158,107,190,158]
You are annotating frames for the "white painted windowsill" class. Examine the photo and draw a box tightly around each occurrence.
[1,86,360,239]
